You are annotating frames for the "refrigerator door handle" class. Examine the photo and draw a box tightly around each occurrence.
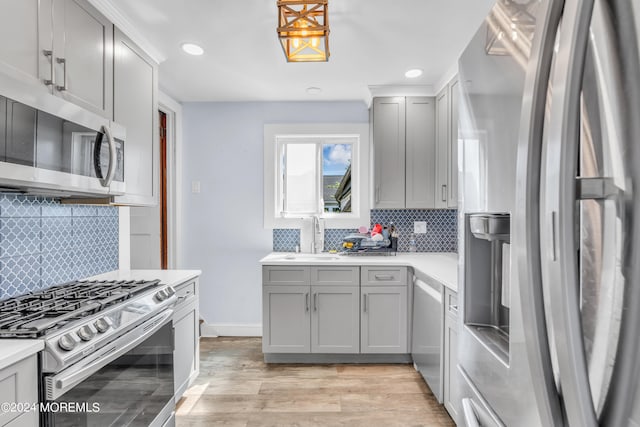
[513,0,565,424]
[541,0,598,425]
[462,399,481,427]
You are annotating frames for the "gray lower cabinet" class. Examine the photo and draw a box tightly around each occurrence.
[262,284,311,353]
[263,265,409,356]
[443,288,460,423]
[173,279,200,401]
[361,285,408,354]
[360,266,408,354]
[263,266,360,354]
[0,355,38,427]
[113,28,159,206]
[311,285,359,353]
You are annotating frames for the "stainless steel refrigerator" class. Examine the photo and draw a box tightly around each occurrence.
[457,0,640,425]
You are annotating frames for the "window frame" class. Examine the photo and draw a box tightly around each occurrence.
[264,123,370,229]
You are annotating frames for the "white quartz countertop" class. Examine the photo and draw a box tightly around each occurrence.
[87,269,202,288]
[0,340,44,370]
[260,252,458,292]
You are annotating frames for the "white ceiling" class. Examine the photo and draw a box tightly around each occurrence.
[98,0,495,103]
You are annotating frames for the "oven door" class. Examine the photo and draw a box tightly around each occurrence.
[42,310,175,427]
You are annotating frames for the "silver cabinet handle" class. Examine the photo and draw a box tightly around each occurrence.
[450,304,458,312]
[375,185,380,203]
[374,274,394,281]
[363,294,367,312]
[43,50,54,86]
[461,399,480,427]
[305,292,309,312]
[313,293,317,311]
[55,57,67,91]
[441,184,447,202]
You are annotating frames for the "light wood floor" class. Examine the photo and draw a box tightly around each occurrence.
[176,337,455,427]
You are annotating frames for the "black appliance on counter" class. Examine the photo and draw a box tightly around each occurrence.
[0,279,177,427]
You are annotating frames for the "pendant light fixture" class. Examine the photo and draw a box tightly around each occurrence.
[277,0,330,62]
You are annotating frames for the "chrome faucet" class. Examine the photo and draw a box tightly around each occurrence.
[312,215,324,253]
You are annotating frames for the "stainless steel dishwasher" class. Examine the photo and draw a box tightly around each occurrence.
[411,275,444,402]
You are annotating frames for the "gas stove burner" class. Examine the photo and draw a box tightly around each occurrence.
[0,279,161,338]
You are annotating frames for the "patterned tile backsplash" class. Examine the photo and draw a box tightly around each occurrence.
[0,195,119,300]
[272,209,457,253]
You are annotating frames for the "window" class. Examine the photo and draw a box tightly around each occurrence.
[264,124,369,229]
[278,138,353,215]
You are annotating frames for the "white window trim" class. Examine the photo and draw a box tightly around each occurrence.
[264,123,370,229]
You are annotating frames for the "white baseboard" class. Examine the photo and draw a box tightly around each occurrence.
[201,323,262,337]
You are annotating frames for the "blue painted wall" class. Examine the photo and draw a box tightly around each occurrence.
[182,101,369,326]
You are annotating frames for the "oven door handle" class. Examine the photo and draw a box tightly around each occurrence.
[45,309,173,401]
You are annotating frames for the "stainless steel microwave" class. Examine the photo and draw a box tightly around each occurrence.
[0,93,125,198]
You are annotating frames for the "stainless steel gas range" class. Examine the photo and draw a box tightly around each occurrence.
[0,279,177,427]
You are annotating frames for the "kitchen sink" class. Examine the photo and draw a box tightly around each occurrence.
[277,254,343,262]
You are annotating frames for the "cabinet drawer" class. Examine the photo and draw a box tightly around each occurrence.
[263,266,310,285]
[361,266,407,286]
[311,267,359,286]
[175,281,196,299]
[0,355,38,426]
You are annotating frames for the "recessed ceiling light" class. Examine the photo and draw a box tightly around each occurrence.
[181,43,204,56]
[405,68,423,78]
[306,87,322,95]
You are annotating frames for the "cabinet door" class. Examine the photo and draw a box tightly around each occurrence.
[53,0,113,118]
[262,285,311,353]
[173,297,198,399]
[113,28,159,206]
[448,78,460,208]
[0,0,52,94]
[361,285,408,353]
[444,290,460,423]
[406,97,436,209]
[373,97,405,208]
[435,87,449,209]
[311,285,360,354]
[0,355,38,427]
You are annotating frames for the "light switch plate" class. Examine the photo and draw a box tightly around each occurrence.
[191,181,201,194]
[414,221,427,234]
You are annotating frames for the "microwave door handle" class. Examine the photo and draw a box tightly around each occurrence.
[47,309,173,400]
[99,125,117,187]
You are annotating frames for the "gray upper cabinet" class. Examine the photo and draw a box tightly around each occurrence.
[373,97,405,208]
[406,97,436,208]
[372,96,436,209]
[0,0,113,118]
[435,76,460,209]
[0,0,46,92]
[435,87,449,209]
[112,28,159,206]
[53,0,113,118]
[448,78,459,208]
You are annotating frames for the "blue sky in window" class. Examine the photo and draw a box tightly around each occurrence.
[322,144,351,175]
